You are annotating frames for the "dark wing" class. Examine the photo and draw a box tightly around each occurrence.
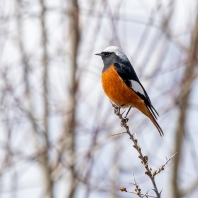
[114,62,159,119]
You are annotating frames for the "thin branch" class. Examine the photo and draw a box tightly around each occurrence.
[112,104,170,198]
[39,0,54,197]
[111,132,127,136]
[120,186,156,198]
[152,153,177,176]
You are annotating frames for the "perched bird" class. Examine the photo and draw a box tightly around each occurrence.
[95,46,163,136]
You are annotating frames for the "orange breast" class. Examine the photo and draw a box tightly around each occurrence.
[101,64,143,108]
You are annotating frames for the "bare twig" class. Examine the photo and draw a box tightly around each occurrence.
[120,186,156,198]
[152,153,177,176]
[133,172,142,197]
[112,104,173,198]
[111,132,127,136]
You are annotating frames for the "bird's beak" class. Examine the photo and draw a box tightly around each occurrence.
[95,53,102,56]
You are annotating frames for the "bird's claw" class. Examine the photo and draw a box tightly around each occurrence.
[124,117,129,122]
[120,117,129,127]
[113,105,121,115]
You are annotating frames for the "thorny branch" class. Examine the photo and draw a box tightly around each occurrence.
[120,186,156,198]
[120,173,156,198]
[112,104,176,198]
[152,153,177,177]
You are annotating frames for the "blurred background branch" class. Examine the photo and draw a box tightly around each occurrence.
[171,2,198,197]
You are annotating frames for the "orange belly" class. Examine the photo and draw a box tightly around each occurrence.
[101,64,143,108]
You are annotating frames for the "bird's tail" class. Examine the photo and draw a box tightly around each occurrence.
[148,111,164,136]
[135,102,164,136]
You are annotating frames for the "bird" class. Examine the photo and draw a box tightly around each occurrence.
[95,46,163,136]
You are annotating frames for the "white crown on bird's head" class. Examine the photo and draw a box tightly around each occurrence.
[102,46,129,62]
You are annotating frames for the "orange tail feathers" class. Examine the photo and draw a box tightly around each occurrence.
[135,102,164,136]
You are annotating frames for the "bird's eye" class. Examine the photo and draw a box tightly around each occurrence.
[104,52,111,57]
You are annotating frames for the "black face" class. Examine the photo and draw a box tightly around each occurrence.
[95,50,126,72]
[95,52,120,72]
[101,52,112,58]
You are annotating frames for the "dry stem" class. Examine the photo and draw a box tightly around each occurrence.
[112,104,176,198]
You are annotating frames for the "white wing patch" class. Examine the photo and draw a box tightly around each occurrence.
[131,80,146,96]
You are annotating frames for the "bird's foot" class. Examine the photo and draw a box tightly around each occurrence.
[120,117,129,127]
[114,105,121,115]
[110,101,121,115]
[110,102,129,126]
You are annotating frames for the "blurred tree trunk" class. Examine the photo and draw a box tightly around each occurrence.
[171,2,198,197]
[65,0,80,197]
[39,0,54,197]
